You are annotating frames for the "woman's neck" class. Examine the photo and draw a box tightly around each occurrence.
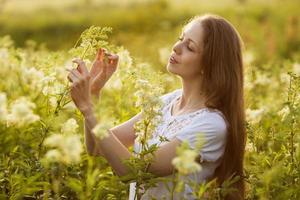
[178,78,206,110]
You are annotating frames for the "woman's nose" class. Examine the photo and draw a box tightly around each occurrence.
[172,42,182,55]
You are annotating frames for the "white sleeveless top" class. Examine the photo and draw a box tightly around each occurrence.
[129,89,228,200]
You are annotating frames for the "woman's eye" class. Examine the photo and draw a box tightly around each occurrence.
[177,37,193,51]
[187,46,193,51]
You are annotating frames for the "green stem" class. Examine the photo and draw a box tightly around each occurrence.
[81,43,91,60]
[73,36,81,49]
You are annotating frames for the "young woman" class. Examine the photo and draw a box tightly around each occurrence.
[67,14,246,200]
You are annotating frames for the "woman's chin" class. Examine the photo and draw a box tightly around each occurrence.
[166,63,177,74]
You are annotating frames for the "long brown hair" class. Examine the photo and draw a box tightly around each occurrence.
[188,14,247,199]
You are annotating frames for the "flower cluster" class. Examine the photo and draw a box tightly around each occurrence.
[43,118,83,164]
[21,66,45,90]
[44,134,83,164]
[41,73,65,96]
[92,121,114,140]
[172,140,202,175]
[277,106,290,121]
[292,62,300,76]
[69,26,113,59]
[0,92,8,121]
[246,107,266,124]
[5,97,40,127]
[133,78,164,144]
[61,118,79,134]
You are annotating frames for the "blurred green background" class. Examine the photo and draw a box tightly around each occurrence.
[0,0,299,71]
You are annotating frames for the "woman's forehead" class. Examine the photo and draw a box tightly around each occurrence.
[183,21,204,46]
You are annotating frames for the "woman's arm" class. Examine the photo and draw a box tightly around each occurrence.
[84,111,142,157]
[83,107,182,177]
[84,117,103,156]
[84,109,132,176]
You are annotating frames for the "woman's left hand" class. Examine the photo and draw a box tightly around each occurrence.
[67,59,93,116]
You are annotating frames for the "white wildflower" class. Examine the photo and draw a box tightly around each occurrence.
[106,77,122,90]
[54,66,69,82]
[254,72,272,86]
[44,134,64,147]
[49,96,58,108]
[245,142,255,152]
[246,107,265,124]
[117,49,133,68]
[42,82,65,96]
[41,73,58,96]
[280,73,290,84]
[42,73,57,84]
[0,48,9,60]
[0,92,8,121]
[21,66,45,90]
[53,82,65,94]
[44,149,62,163]
[172,141,202,175]
[133,78,164,143]
[61,134,83,163]
[92,121,113,140]
[44,133,83,164]
[292,62,300,76]
[6,97,40,126]
[61,118,79,134]
[277,106,290,121]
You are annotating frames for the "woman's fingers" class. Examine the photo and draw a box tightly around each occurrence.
[108,54,119,65]
[72,59,89,77]
[67,68,85,84]
[96,48,110,62]
[67,70,78,83]
[96,48,105,62]
[95,48,119,65]
[67,68,80,77]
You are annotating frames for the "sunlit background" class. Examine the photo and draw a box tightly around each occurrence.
[1,1,300,199]
[1,0,299,70]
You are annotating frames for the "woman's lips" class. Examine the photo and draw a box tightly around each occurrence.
[169,55,179,64]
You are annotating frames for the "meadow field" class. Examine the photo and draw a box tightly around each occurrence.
[0,0,299,199]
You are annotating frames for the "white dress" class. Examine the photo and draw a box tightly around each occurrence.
[128,89,228,200]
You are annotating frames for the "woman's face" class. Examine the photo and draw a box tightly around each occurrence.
[167,20,204,79]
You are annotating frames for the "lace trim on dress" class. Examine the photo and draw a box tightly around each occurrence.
[153,89,227,139]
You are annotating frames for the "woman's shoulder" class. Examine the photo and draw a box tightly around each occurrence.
[159,88,182,105]
[192,108,228,134]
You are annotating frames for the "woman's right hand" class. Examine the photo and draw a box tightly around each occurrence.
[88,48,119,98]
